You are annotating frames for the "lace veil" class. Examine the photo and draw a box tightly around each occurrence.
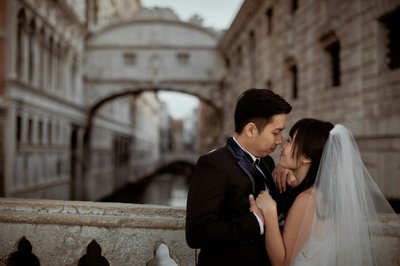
[292,124,398,266]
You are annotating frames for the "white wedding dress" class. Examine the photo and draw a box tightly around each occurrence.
[291,225,391,266]
[291,214,336,266]
[291,235,334,266]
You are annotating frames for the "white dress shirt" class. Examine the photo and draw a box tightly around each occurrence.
[232,137,265,235]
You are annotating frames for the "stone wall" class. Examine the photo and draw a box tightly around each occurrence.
[219,0,400,199]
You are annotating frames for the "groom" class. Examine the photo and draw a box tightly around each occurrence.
[185,88,292,265]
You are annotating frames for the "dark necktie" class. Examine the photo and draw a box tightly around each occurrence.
[255,158,276,194]
[252,159,268,194]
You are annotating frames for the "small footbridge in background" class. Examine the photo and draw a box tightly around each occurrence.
[158,151,200,167]
[128,150,201,187]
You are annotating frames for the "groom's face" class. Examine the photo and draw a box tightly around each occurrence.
[250,114,286,157]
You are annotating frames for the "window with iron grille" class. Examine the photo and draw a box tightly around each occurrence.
[291,0,299,14]
[320,31,341,88]
[177,52,190,66]
[237,46,243,66]
[266,79,272,90]
[326,41,341,87]
[16,115,22,145]
[123,52,137,66]
[266,8,273,35]
[380,7,400,70]
[290,65,298,99]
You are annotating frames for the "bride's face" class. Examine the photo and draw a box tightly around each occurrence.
[279,133,308,171]
[279,135,299,170]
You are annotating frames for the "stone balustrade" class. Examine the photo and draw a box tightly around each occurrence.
[0,198,399,266]
[0,198,195,265]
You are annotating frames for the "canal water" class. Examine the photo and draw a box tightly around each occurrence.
[102,163,193,208]
[102,165,400,213]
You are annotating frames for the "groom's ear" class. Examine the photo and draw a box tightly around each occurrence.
[245,123,257,137]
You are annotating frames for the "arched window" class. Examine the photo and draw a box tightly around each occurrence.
[57,42,66,94]
[70,53,77,99]
[38,27,46,89]
[28,19,36,83]
[48,36,54,91]
[16,9,27,79]
[54,41,61,92]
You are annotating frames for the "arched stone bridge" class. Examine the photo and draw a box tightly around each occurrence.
[81,8,226,201]
[134,150,200,182]
[84,7,226,111]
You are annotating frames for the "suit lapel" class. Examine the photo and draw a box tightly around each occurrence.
[236,159,257,195]
[226,137,278,197]
[226,137,267,195]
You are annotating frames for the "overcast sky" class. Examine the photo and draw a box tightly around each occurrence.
[141,0,244,119]
[141,0,243,30]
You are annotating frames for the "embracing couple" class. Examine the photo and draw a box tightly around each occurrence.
[185,88,397,266]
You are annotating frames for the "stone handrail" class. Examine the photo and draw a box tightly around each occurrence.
[0,198,399,265]
[0,198,195,265]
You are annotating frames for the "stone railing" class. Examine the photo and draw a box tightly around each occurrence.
[0,198,399,266]
[0,198,195,265]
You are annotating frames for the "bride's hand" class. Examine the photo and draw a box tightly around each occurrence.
[255,191,276,213]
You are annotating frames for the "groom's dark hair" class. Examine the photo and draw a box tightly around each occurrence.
[234,88,292,133]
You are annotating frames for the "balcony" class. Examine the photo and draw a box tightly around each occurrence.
[0,198,399,265]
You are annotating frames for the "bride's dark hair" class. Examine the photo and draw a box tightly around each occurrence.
[278,118,334,217]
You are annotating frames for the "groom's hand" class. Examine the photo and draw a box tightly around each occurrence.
[272,165,297,193]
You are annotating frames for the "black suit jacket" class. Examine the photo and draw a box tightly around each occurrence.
[185,140,277,266]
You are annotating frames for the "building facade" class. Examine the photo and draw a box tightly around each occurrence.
[1,0,88,199]
[0,0,160,201]
[219,0,400,199]
[0,0,223,201]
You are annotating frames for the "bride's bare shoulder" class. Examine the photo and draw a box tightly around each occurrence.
[285,188,316,227]
[293,188,316,207]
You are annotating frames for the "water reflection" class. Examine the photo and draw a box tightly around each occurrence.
[102,163,192,208]
[139,173,188,207]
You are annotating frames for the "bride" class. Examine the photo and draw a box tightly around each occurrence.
[249,118,398,266]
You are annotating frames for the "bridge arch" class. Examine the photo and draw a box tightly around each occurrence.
[80,7,227,199]
[81,88,223,200]
[83,87,223,153]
